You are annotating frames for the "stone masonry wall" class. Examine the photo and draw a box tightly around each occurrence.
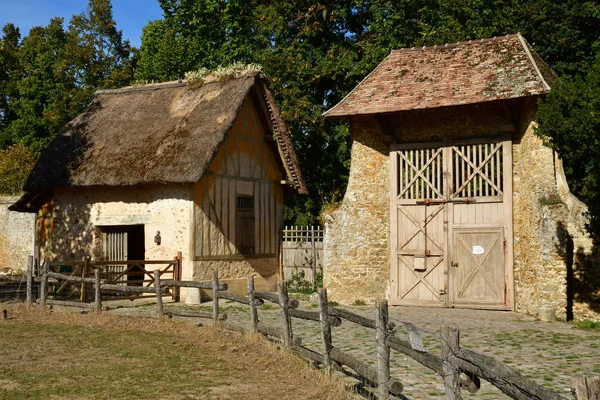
[324,99,594,319]
[43,185,195,299]
[512,103,569,319]
[323,118,390,304]
[0,196,35,272]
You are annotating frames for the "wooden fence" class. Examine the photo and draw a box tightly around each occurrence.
[4,261,599,400]
[281,225,323,286]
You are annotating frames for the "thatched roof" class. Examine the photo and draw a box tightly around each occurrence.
[14,71,305,210]
[324,33,556,119]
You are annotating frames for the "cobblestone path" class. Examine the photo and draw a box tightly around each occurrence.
[109,297,600,399]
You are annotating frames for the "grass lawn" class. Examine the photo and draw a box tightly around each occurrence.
[0,305,350,400]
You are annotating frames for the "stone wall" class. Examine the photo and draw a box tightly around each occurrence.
[323,118,390,304]
[512,101,569,319]
[0,196,35,272]
[41,184,195,299]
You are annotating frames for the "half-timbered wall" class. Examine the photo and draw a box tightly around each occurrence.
[191,95,284,288]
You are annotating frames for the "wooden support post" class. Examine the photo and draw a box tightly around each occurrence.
[572,375,600,400]
[247,276,258,333]
[441,325,461,400]
[375,299,390,400]
[318,288,333,373]
[173,252,182,302]
[154,269,163,318]
[212,270,219,325]
[26,255,33,308]
[80,257,90,302]
[94,268,102,314]
[39,262,49,310]
[277,280,292,347]
[311,225,317,291]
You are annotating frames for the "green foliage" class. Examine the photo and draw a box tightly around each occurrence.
[0,0,133,193]
[287,267,323,294]
[134,0,600,225]
[0,144,36,195]
[574,319,600,330]
[536,54,600,238]
[351,299,367,306]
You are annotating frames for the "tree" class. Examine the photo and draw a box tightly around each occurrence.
[66,0,134,91]
[133,0,600,225]
[536,54,600,238]
[0,143,36,195]
[0,0,134,156]
[1,18,80,153]
[0,24,21,139]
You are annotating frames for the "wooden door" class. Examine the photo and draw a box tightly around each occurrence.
[390,143,448,306]
[451,228,505,307]
[390,138,513,309]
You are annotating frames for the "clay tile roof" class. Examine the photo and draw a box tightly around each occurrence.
[323,33,556,119]
[19,71,306,196]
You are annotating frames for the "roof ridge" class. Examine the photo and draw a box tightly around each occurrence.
[392,33,519,53]
[95,81,186,95]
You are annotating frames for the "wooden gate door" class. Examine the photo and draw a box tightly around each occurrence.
[390,138,513,309]
[390,143,448,307]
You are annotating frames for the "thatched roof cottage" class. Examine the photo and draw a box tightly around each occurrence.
[12,71,306,302]
[323,34,595,320]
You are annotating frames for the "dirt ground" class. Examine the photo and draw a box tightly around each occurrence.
[0,304,350,400]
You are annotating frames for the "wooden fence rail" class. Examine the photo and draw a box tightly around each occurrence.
[18,262,598,400]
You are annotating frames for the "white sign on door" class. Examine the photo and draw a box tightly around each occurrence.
[472,245,485,255]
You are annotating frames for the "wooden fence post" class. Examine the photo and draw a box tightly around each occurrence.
[318,288,333,373]
[376,299,391,400]
[212,270,219,325]
[39,262,49,310]
[80,257,90,302]
[572,375,600,400]
[311,225,317,290]
[247,276,258,333]
[441,326,461,400]
[173,252,182,302]
[26,255,33,308]
[94,268,102,314]
[278,280,292,347]
[154,269,163,318]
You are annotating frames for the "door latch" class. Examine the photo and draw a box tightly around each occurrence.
[451,261,459,268]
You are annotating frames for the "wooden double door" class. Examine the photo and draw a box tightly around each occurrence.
[390,138,513,309]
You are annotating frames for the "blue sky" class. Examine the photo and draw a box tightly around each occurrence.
[0,0,164,47]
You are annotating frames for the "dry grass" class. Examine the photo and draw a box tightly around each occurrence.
[0,305,351,400]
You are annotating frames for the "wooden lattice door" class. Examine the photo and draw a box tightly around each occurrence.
[390,138,513,309]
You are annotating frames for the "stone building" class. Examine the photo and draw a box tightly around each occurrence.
[11,71,306,302]
[0,196,35,273]
[323,34,598,320]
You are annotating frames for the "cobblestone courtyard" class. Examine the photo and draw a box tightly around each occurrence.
[105,295,600,399]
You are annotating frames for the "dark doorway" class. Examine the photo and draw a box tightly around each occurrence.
[127,225,145,286]
[101,225,145,286]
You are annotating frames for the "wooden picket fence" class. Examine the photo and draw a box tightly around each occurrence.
[4,259,599,400]
[281,225,323,288]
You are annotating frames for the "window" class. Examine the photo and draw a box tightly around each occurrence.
[236,195,255,255]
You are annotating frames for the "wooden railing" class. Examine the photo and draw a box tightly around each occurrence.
[45,253,182,301]
[9,263,598,400]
